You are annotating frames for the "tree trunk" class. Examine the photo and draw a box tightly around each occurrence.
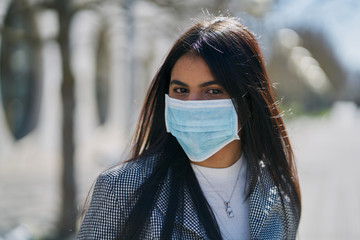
[56,0,77,237]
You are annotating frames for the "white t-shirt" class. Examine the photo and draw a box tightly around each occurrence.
[191,155,249,240]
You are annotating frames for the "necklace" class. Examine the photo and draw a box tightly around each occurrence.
[193,163,242,218]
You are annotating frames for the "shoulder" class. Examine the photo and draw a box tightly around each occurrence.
[93,152,161,211]
[101,152,160,181]
[78,153,161,239]
[97,152,160,191]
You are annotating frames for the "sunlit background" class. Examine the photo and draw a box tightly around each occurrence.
[0,0,359,239]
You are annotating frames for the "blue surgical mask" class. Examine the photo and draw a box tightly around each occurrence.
[165,94,240,162]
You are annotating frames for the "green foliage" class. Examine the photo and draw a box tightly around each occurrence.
[279,101,331,120]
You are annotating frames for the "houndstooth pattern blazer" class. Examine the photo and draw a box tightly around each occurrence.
[78,153,299,239]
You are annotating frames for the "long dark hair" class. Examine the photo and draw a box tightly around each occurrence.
[123,16,301,239]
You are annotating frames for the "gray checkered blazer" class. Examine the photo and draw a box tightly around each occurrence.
[78,153,299,239]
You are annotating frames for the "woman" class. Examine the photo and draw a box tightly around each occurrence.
[78,16,301,239]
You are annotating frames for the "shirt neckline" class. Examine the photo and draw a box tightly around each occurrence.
[190,154,244,177]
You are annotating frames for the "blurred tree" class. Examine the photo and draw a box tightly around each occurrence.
[95,24,110,125]
[52,1,114,237]
[54,0,77,237]
[296,28,347,99]
[267,27,342,112]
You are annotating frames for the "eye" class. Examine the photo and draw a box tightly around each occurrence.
[207,88,223,94]
[173,87,188,94]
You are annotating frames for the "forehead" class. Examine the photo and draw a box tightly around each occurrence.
[170,53,215,84]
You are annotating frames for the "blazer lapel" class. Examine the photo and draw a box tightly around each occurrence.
[249,174,281,238]
[181,187,208,238]
[155,177,207,239]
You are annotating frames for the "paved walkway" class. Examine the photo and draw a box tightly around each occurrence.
[0,101,359,239]
[289,102,360,240]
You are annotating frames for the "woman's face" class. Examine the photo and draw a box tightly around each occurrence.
[169,53,230,101]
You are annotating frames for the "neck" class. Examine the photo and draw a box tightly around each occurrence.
[191,140,242,168]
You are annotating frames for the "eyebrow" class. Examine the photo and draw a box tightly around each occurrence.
[199,80,218,88]
[169,80,188,87]
[169,79,219,88]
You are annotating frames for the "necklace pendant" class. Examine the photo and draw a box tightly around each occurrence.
[224,202,234,218]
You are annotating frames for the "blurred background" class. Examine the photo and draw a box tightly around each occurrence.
[0,0,359,239]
